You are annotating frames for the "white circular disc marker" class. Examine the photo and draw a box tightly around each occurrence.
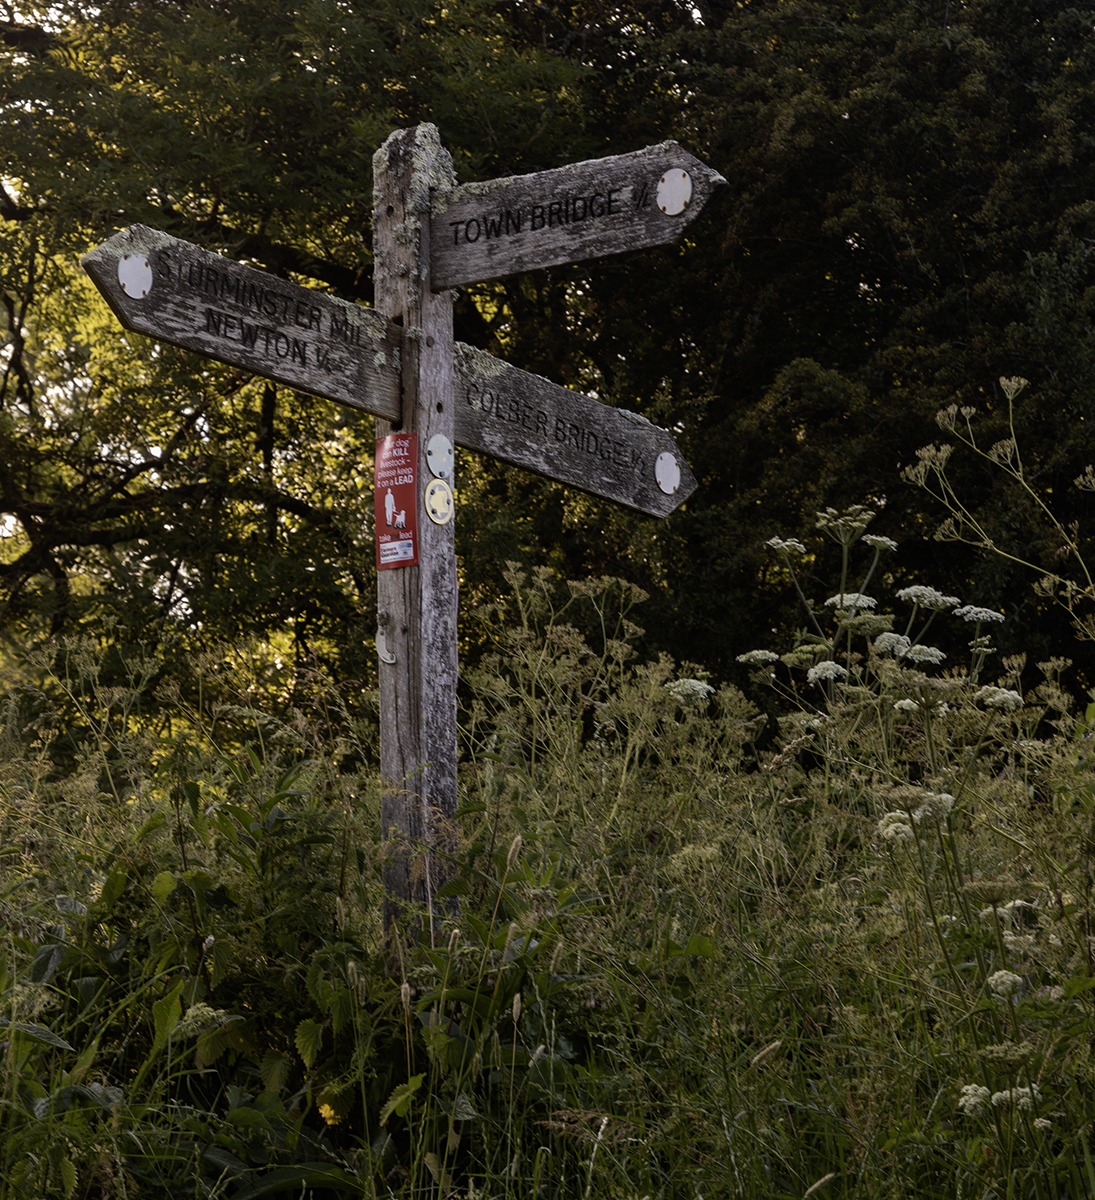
[426,433,454,478]
[424,478,454,525]
[656,169,693,216]
[117,254,153,299]
[655,452,681,495]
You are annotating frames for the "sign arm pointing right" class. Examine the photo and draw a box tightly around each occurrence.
[430,142,726,290]
[453,343,696,516]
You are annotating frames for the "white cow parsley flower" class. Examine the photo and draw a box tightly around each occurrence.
[665,678,715,703]
[737,650,780,665]
[896,585,960,610]
[958,1084,991,1116]
[954,605,1005,623]
[807,661,848,685]
[899,644,946,665]
[987,970,1023,999]
[974,686,1024,711]
[825,593,877,610]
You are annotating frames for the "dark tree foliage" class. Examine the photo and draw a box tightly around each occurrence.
[2,0,1094,708]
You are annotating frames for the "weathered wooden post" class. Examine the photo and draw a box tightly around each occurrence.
[371,126,459,927]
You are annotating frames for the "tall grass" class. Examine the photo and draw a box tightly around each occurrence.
[1,540,1094,1198]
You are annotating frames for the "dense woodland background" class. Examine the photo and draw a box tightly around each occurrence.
[3,0,1095,709]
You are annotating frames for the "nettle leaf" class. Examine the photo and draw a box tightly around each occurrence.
[100,866,128,910]
[380,1074,424,1125]
[451,1091,479,1121]
[135,810,167,842]
[682,933,715,959]
[227,1106,275,1135]
[330,987,354,1035]
[259,1049,294,1093]
[152,979,185,1048]
[152,870,177,904]
[294,1019,324,1069]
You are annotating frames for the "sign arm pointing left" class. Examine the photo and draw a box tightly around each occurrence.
[81,225,404,422]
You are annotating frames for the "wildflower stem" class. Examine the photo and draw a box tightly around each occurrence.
[923,712,939,775]
[785,558,828,641]
[857,545,884,598]
[913,827,966,998]
[902,601,921,641]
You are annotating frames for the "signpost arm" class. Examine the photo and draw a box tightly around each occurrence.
[372,125,459,932]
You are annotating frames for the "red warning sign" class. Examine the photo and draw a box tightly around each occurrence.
[375,432,418,570]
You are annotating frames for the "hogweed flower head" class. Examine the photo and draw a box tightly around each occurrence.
[974,686,1024,711]
[863,534,897,551]
[816,504,875,544]
[899,644,946,665]
[954,605,1005,623]
[979,1041,1035,1069]
[896,585,960,610]
[936,404,959,431]
[878,812,915,843]
[737,649,780,665]
[992,1085,1040,1110]
[825,592,877,610]
[999,376,1029,402]
[987,970,1023,999]
[807,661,847,686]
[904,791,954,822]
[902,443,953,486]
[958,1084,991,1116]
[665,678,716,702]
[765,536,807,555]
[841,613,893,638]
[924,791,955,819]
[963,878,1017,905]
[874,632,911,656]
[1002,931,1037,952]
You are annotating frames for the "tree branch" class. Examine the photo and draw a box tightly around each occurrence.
[0,20,57,57]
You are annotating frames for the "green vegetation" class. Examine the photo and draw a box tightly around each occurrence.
[4,0,1095,691]
[4,538,1095,1197]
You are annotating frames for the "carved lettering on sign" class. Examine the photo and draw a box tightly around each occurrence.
[463,379,646,476]
[80,225,403,421]
[430,143,726,290]
[170,257,324,331]
[202,307,309,366]
[450,188,624,246]
[139,248,391,381]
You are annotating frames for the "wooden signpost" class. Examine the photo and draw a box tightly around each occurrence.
[82,124,723,928]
